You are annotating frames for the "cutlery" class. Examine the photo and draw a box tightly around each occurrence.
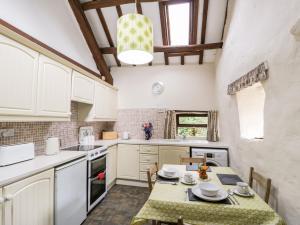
[227,189,240,205]
[157,181,178,185]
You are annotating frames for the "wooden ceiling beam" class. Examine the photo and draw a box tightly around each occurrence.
[136,1,143,14]
[82,0,171,10]
[116,5,123,17]
[199,0,209,64]
[68,0,113,84]
[100,42,223,54]
[159,2,169,65]
[95,7,121,67]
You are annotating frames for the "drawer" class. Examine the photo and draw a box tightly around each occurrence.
[140,154,158,163]
[159,145,189,152]
[140,172,156,181]
[140,145,158,154]
[140,163,157,172]
[118,144,139,151]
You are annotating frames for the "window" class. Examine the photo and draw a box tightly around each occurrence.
[168,2,190,45]
[176,113,208,138]
[236,82,265,139]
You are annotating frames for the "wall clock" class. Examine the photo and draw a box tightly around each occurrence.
[152,81,164,95]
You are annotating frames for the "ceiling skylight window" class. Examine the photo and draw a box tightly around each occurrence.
[168,3,190,46]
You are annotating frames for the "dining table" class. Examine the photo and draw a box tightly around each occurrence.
[131,165,285,225]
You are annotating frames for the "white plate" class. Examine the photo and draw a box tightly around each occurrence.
[180,178,197,185]
[191,186,228,202]
[233,189,255,197]
[158,170,179,179]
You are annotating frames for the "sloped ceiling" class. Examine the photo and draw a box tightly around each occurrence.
[80,0,228,67]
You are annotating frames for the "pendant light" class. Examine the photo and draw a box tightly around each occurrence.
[117,1,153,65]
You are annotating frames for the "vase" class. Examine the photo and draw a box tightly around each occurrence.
[145,131,152,140]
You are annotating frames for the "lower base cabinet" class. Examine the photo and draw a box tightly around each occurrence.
[107,145,117,186]
[2,169,54,225]
[117,144,140,180]
[158,146,190,169]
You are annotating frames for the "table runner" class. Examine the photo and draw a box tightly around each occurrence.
[131,166,285,225]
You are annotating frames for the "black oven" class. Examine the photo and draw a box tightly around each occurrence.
[88,154,107,212]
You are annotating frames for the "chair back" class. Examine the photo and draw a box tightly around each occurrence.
[249,167,272,203]
[147,162,158,192]
[180,155,206,165]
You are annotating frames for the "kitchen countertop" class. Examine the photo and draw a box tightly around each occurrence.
[0,151,87,187]
[95,139,228,149]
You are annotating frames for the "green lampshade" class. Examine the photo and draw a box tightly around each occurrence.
[117,13,153,65]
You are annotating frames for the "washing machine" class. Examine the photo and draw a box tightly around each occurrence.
[191,147,228,167]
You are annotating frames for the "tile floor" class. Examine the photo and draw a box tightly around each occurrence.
[83,185,151,225]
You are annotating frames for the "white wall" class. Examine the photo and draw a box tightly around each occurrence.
[112,64,217,110]
[215,0,300,224]
[0,0,98,73]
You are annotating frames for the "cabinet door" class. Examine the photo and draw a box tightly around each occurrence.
[0,35,39,116]
[107,145,117,185]
[117,144,140,180]
[94,83,108,119]
[159,146,190,169]
[0,188,2,225]
[71,70,94,104]
[107,88,118,120]
[37,55,71,117]
[3,169,54,225]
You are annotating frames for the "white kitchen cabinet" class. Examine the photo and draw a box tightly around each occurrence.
[3,169,54,225]
[159,146,190,169]
[0,188,2,225]
[37,55,72,118]
[78,82,118,121]
[0,34,39,117]
[107,145,117,186]
[117,144,140,180]
[71,70,94,104]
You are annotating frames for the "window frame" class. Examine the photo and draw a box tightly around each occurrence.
[176,112,209,139]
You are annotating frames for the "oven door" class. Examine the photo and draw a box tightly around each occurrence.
[88,154,107,211]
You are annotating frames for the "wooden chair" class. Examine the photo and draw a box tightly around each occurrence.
[249,167,272,203]
[147,162,158,192]
[180,155,206,165]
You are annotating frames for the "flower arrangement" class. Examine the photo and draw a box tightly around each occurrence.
[142,122,153,140]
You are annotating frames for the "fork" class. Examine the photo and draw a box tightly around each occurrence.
[227,189,240,205]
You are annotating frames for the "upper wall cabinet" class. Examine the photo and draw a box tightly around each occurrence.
[37,55,72,118]
[0,34,39,116]
[71,70,94,104]
[78,82,118,122]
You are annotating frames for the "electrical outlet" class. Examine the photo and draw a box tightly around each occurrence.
[0,129,15,138]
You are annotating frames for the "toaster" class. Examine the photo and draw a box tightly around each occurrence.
[0,143,35,166]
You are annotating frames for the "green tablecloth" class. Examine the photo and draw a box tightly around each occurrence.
[131,166,285,225]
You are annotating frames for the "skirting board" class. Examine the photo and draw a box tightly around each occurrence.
[116,179,149,188]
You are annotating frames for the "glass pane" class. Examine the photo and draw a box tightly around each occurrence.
[168,3,190,45]
[177,127,207,138]
[178,116,208,125]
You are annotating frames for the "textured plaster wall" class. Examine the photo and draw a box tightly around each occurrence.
[215,1,300,224]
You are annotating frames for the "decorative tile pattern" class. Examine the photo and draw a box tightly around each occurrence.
[83,185,151,225]
[0,102,110,155]
[112,109,167,139]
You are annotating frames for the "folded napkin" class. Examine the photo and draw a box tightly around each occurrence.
[157,175,179,182]
[187,188,231,204]
[217,174,243,185]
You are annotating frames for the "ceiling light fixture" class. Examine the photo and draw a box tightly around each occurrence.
[117,2,153,65]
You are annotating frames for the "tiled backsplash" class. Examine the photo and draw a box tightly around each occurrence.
[0,102,110,155]
[113,108,167,139]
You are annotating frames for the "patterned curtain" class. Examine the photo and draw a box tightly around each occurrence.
[207,110,219,142]
[164,110,176,139]
[227,61,269,95]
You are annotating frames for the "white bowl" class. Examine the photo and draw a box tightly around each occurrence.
[162,167,177,177]
[198,183,220,197]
